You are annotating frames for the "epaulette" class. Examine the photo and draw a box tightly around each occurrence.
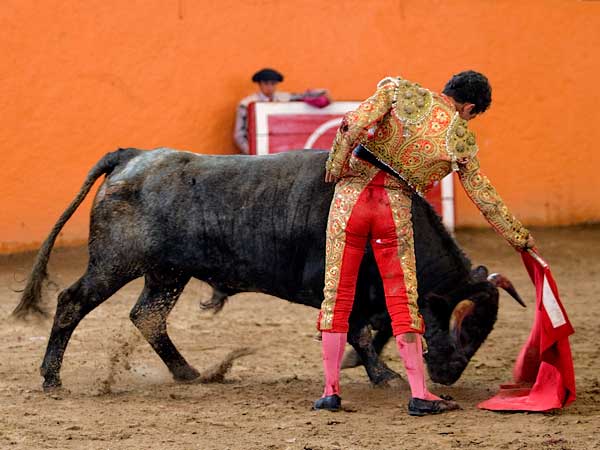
[446,113,478,170]
[391,78,434,125]
[377,77,400,88]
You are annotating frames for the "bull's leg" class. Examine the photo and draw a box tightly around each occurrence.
[347,322,401,386]
[372,320,394,355]
[129,272,198,382]
[342,320,393,369]
[348,246,400,385]
[41,268,133,391]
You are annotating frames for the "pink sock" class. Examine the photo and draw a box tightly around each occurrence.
[396,333,440,401]
[321,332,347,397]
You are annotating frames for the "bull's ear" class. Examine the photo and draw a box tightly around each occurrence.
[471,265,489,282]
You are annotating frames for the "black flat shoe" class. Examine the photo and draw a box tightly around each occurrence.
[408,397,460,416]
[313,394,342,411]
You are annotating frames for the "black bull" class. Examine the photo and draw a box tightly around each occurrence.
[14,148,520,391]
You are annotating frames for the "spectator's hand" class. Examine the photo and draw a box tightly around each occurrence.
[304,90,331,108]
[304,88,328,97]
[325,170,338,183]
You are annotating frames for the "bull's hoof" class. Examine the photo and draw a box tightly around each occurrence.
[173,366,201,383]
[313,394,341,411]
[370,367,402,387]
[407,397,460,416]
[42,376,62,392]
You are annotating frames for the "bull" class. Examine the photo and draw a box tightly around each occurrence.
[13,148,522,391]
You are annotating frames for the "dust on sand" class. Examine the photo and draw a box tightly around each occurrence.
[0,226,599,450]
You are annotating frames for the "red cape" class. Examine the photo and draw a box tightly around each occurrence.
[478,250,576,412]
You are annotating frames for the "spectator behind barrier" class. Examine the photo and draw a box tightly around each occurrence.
[234,68,331,154]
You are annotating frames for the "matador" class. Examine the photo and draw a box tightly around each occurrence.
[314,71,535,416]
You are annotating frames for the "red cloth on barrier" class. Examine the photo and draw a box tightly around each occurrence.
[303,94,330,108]
[478,250,576,412]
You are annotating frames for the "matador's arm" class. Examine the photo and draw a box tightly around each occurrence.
[326,79,397,177]
[458,155,531,250]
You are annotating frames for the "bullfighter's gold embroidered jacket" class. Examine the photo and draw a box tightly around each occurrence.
[326,77,530,249]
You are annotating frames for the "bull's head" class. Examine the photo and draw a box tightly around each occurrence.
[423,266,524,385]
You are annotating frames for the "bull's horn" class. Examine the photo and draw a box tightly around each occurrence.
[449,299,476,350]
[487,273,526,308]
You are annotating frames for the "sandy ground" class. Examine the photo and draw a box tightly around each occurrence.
[1,226,599,450]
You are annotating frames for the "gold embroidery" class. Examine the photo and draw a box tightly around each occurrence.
[392,78,434,125]
[385,189,423,331]
[327,76,479,196]
[319,176,376,330]
[326,74,530,262]
[446,112,478,170]
[365,93,457,194]
[326,79,397,177]
[458,156,530,249]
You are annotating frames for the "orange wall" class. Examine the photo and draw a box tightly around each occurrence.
[2,0,599,253]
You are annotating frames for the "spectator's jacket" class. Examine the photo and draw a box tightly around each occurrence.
[326,76,530,249]
[234,91,292,154]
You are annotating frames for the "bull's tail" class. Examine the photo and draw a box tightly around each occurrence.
[12,148,140,319]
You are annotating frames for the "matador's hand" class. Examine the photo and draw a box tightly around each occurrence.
[519,235,536,252]
[325,170,339,183]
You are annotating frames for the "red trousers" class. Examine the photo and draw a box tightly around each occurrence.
[318,171,424,336]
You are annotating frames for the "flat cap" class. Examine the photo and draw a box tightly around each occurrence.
[252,68,284,83]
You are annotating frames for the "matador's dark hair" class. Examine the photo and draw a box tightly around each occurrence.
[442,70,492,114]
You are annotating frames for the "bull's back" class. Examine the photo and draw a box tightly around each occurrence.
[92,148,333,301]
